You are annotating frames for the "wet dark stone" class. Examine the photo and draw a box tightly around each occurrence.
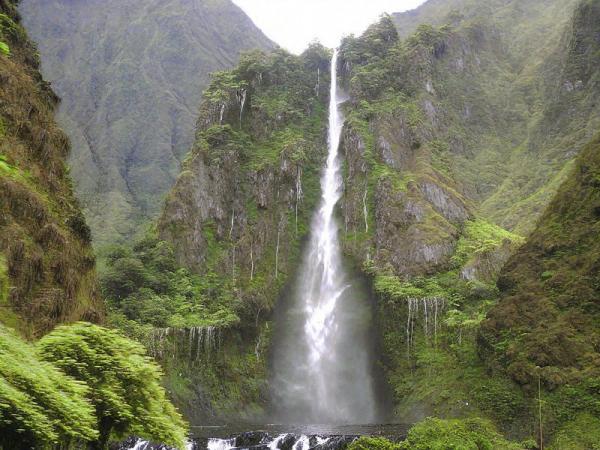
[115,432,361,450]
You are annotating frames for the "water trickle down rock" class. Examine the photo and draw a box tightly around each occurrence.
[148,327,222,361]
[406,297,446,356]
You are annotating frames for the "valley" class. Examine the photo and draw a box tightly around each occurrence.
[1,0,599,448]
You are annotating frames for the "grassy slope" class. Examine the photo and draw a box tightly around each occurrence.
[0,0,102,336]
[394,0,600,236]
[480,133,600,443]
[18,0,275,248]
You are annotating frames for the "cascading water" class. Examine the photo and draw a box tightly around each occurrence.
[271,50,378,424]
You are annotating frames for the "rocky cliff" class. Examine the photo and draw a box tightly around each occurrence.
[331,0,600,440]
[0,0,102,336]
[150,45,330,421]
[19,0,275,247]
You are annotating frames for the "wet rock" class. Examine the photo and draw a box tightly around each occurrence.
[420,181,469,224]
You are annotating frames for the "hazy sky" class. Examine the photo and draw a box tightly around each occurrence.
[232,0,427,54]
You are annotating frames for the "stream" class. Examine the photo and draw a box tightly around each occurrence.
[120,424,408,450]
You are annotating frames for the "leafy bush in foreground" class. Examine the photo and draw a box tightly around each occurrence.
[0,325,97,448]
[37,322,188,449]
[349,418,525,450]
[399,418,523,450]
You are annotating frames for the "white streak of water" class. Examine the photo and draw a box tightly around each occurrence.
[207,438,235,450]
[271,50,377,424]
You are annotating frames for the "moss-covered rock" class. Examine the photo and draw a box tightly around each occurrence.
[479,134,600,440]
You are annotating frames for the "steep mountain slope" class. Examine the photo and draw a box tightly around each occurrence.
[0,0,102,336]
[392,0,600,235]
[19,0,275,247]
[480,132,600,440]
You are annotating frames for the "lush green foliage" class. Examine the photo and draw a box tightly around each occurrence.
[37,322,188,449]
[549,413,600,450]
[398,418,523,449]
[0,41,9,55]
[349,436,400,450]
[0,324,97,448]
[451,220,524,268]
[102,233,239,331]
[349,418,525,449]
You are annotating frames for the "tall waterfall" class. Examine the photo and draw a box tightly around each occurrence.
[271,50,378,424]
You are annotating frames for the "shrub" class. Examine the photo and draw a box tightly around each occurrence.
[0,325,97,448]
[398,418,523,450]
[37,323,188,449]
[349,436,400,450]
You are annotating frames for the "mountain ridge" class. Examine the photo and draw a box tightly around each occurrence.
[19,0,275,247]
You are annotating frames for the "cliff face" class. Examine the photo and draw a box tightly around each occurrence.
[19,0,275,247]
[330,0,600,437]
[0,0,102,336]
[155,45,331,421]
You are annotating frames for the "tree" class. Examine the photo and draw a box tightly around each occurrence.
[0,325,97,448]
[37,323,188,449]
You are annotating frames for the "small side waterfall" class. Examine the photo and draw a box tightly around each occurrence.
[148,326,221,360]
[271,50,378,424]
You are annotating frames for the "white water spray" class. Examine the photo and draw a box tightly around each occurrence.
[271,50,377,424]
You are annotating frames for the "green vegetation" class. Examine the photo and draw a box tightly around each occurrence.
[549,413,600,450]
[0,325,97,448]
[398,418,524,449]
[451,219,524,268]
[1,322,187,449]
[0,41,9,56]
[38,323,187,449]
[19,0,275,248]
[349,437,400,450]
[349,418,526,449]
[0,0,102,335]
[102,233,239,332]
[480,134,600,437]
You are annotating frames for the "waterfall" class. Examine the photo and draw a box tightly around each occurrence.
[238,89,247,126]
[219,103,226,124]
[148,326,221,360]
[271,50,377,424]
